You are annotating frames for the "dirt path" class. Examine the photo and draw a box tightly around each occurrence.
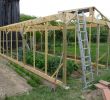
[0,57,32,99]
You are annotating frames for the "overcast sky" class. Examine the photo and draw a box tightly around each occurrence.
[20,0,110,18]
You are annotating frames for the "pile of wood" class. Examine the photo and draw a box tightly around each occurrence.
[95,80,110,100]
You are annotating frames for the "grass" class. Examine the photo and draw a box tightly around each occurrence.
[5,42,110,100]
[54,43,108,64]
[6,64,110,100]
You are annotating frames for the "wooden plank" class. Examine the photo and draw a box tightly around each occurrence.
[40,31,43,51]
[33,31,36,68]
[22,34,26,63]
[45,22,48,74]
[103,89,110,100]
[62,14,67,84]
[53,30,56,55]
[11,31,12,58]
[16,31,18,61]
[3,31,4,54]
[96,24,100,75]
[6,32,8,55]
[106,29,110,69]
[99,80,110,88]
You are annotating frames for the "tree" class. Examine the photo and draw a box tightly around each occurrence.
[20,14,36,22]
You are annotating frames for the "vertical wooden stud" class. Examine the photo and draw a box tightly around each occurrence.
[62,13,67,84]
[3,31,4,54]
[96,24,100,75]
[106,29,110,69]
[6,32,8,55]
[40,31,43,51]
[22,33,26,63]
[45,22,48,74]
[33,31,36,68]
[53,30,56,55]
[16,31,18,61]
[11,31,12,58]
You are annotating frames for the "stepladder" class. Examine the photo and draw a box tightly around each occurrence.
[76,11,94,89]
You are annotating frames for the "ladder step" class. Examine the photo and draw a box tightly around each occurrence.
[85,56,89,58]
[83,48,88,49]
[81,39,87,42]
[80,23,84,25]
[80,31,86,33]
[85,65,90,67]
[86,72,92,76]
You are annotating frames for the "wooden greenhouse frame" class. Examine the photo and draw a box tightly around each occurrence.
[0,6,110,88]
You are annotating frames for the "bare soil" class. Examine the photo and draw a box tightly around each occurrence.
[84,89,103,100]
[0,57,32,99]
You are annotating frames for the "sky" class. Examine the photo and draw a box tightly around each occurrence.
[20,0,110,18]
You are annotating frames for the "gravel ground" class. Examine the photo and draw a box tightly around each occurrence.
[0,57,32,99]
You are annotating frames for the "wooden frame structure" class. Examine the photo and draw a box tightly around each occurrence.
[0,6,110,88]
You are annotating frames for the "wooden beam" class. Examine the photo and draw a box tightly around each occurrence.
[16,31,18,61]
[96,24,100,75]
[62,13,67,84]
[53,30,56,55]
[11,31,12,58]
[33,31,36,68]
[45,22,48,74]
[3,31,4,54]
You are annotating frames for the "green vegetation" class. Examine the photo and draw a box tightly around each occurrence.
[8,62,41,87]
[20,14,36,22]
[6,62,110,100]
[6,14,109,100]
[25,51,79,76]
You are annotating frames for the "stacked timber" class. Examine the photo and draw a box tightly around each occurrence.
[95,80,110,100]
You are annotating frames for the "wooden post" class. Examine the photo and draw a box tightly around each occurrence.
[96,24,100,75]
[6,32,8,55]
[53,30,56,55]
[62,13,67,84]
[11,31,12,58]
[106,29,110,69]
[75,25,76,62]
[30,32,32,50]
[45,22,48,74]
[33,31,36,68]
[3,31,4,54]
[40,31,43,51]
[16,31,18,61]
[22,33,26,63]
[0,31,1,53]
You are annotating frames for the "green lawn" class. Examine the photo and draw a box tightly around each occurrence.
[5,42,110,100]
[54,43,108,64]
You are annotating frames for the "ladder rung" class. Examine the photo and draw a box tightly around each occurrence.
[86,72,92,76]
[85,65,90,67]
[81,39,87,42]
[85,56,89,58]
[80,23,84,25]
[83,48,88,50]
[80,31,86,33]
